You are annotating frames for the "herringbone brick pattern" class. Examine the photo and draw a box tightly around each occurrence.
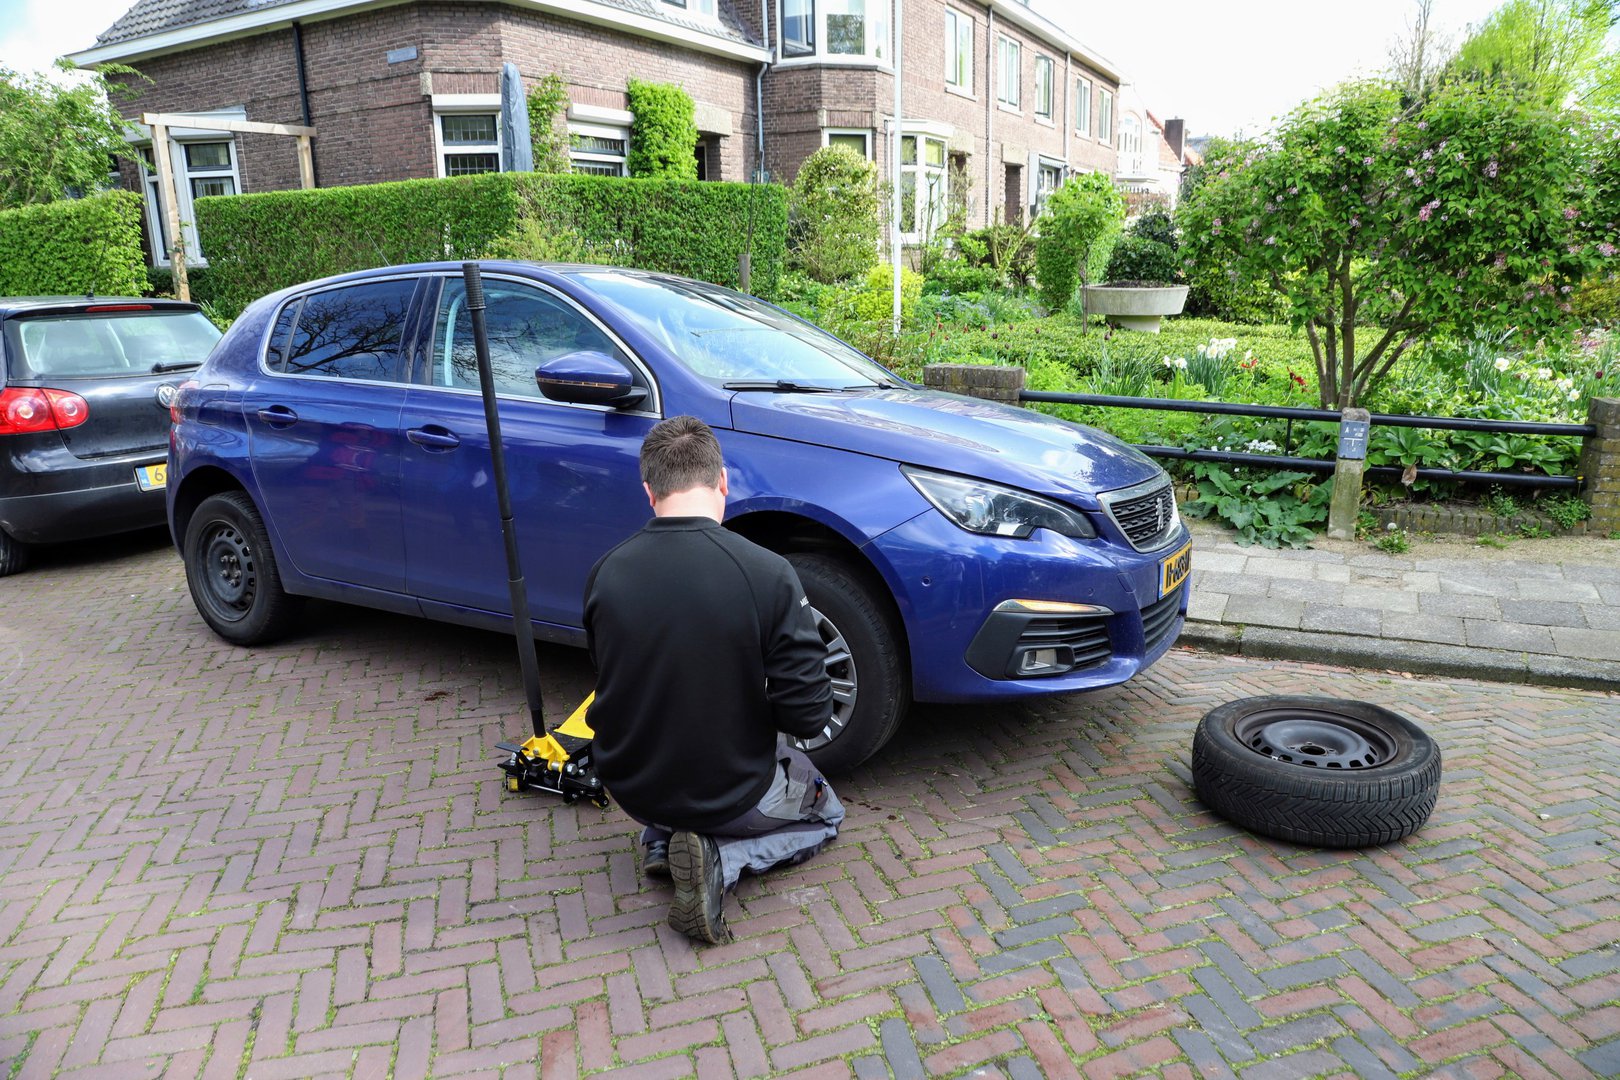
[2,532,1618,1079]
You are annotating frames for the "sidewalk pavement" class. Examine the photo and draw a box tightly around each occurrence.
[1180,518,1620,691]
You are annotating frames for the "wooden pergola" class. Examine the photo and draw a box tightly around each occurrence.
[140,113,317,302]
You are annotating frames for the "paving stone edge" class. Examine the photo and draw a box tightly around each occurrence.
[1180,619,1620,692]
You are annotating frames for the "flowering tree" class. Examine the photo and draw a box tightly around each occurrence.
[1179,80,1614,409]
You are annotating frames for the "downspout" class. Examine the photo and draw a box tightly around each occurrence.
[984,4,993,226]
[756,0,770,179]
[1062,51,1070,171]
[292,21,318,186]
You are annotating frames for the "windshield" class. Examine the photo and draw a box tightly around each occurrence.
[576,272,896,388]
[10,310,221,379]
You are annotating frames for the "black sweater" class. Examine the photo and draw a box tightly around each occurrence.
[583,517,833,830]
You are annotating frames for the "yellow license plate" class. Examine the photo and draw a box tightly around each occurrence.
[1159,540,1192,598]
[135,463,167,492]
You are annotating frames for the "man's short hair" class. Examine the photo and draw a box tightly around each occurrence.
[641,415,724,498]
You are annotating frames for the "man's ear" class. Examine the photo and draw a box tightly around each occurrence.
[718,468,729,497]
[643,481,656,508]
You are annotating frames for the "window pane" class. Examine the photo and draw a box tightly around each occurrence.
[432,280,625,396]
[284,281,414,382]
[441,114,497,145]
[445,153,499,176]
[191,176,236,198]
[783,0,815,54]
[826,0,864,54]
[572,134,626,155]
[900,135,917,165]
[900,172,916,231]
[924,137,945,167]
[827,132,868,157]
[1036,58,1052,117]
[11,311,220,379]
[571,160,625,176]
[184,142,231,169]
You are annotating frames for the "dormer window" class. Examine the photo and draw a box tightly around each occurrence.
[662,0,718,17]
[779,0,889,63]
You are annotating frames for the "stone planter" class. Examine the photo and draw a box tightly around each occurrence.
[1080,284,1189,333]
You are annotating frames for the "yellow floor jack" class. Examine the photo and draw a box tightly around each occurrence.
[497,692,607,807]
[457,262,610,809]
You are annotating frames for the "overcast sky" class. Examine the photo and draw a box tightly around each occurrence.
[8,0,1507,137]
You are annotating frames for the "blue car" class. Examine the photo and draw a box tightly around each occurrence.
[168,262,1191,769]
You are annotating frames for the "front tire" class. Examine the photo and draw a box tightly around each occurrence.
[1191,696,1441,848]
[786,553,910,774]
[0,529,28,577]
[183,491,301,645]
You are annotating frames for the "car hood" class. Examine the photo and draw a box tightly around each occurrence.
[729,388,1163,509]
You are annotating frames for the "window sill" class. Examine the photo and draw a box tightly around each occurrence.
[996,102,1022,116]
[945,82,976,101]
[774,55,892,72]
[1034,116,1054,128]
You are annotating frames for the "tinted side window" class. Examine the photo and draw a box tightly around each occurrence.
[427,279,629,398]
[283,280,415,382]
[265,299,301,373]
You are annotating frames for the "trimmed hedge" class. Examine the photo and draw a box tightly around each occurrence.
[195,171,788,317]
[0,190,145,297]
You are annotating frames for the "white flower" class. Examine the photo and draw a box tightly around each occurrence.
[1536,367,1553,379]
[1162,356,1175,367]
[1493,357,1511,372]
[1174,357,1188,370]
[1517,371,1530,380]
[1386,522,1399,531]
[1568,388,1582,401]
[1195,344,1208,357]
[1245,439,1279,453]
[1555,377,1574,391]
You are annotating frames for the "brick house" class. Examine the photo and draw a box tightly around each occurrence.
[69,0,1142,265]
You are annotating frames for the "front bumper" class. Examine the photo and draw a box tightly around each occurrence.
[868,510,1190,703]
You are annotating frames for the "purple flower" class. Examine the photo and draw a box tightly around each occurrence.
[1421,149,1433,160]
[1264,236,1277,245]
[1363,156,1374,165]
[1350,216,1360,227]
[1212,217,1222,227]
[1336,145,1347,154]
[1598,241,1617,257]
[1416,121,1428,130]
[1484,161,1499,178]
[1564,207,1579,220]
[1405,167,1416,177]
[1494,253,1507,269]
[1418,199,1440,222]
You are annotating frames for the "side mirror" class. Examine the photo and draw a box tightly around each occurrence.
[535,351,648,408]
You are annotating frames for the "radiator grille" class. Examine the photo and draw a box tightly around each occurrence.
[1102,479,1179,552]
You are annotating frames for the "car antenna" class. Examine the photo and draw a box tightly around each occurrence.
[461,262,607,808]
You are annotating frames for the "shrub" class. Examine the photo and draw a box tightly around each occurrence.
[195,172,788,318]
[922,260,1002,294]
[849,263,922,325]
[0,190,145,296]
[1034,172,1125,312]
[1105,235,1180,285]
[526,74,571,174]
[960,220,1036,284]
[788,146,882,283]
[1130,210,1177,249]
[625,79,698,180]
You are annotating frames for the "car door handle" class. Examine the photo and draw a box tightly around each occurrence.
[257,405,298,425]
[407,426,461,450]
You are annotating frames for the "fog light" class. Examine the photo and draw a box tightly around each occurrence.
[1015,645,1075,676]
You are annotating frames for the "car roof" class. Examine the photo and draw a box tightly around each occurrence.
[281,261,695,291]
[0,297,203,318]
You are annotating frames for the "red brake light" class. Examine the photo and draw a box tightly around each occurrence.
[84,304,153,312]
[170,378,199,424]
[0,387,90,435]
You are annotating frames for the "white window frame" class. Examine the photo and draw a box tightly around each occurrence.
[131,109,244,267]
[1034,157,1065,217]
[432,94,503,178]
[944,7,973,94]
[569,121,631,176]
[660,0,718,19]
[996,35,1021,109]
[900,129,949,241]
[1118,114,1143,174]
[822,128,873,159]
[1073,76,1092,137]
[1034,55,1054,121]
[776,0,890,67]
[1098,88,1115,144]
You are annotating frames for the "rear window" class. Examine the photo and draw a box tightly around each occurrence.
[9,310,222,380]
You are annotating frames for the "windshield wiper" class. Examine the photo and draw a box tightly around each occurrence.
[151,361,201,373]
[722,380,845,393]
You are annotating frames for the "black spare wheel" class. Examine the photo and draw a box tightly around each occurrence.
[1191,695,1440,848]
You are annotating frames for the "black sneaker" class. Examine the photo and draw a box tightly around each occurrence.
[667,831,731,944]
[642,839,670,878]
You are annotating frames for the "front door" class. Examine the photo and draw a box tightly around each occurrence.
[399,275,657,632]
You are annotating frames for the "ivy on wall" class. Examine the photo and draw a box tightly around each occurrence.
[625,79,699,181]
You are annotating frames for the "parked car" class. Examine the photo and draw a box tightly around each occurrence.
[168,263,1190,769]
[0,297,222,575]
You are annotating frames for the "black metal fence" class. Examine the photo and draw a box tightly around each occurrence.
[1017,391,1594,491]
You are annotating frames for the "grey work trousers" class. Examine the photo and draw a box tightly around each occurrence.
[633,742,845,888]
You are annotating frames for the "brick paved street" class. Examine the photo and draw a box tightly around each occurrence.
[2,531,1618,1079]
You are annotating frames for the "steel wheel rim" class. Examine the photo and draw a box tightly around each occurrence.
[793,604,857,753]
[199,521,256,623]
[1231,707,1396,770]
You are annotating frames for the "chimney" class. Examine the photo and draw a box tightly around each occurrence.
[1163,118,1185,161]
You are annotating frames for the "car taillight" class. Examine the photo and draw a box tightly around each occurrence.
[0,387,91,435]
[170,379,200,424]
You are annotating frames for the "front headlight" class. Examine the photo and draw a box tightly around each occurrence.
[902,467,1097,540]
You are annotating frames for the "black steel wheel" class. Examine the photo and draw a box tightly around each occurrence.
[183,491,301,645]
[0,529,27,577]
[1191,695,1441,848]
[786,553,910,773]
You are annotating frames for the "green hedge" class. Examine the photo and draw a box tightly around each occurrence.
[195,172,787,317]
[0,191,145,297]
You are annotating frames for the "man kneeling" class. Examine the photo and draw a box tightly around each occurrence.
[583,416,845,944]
